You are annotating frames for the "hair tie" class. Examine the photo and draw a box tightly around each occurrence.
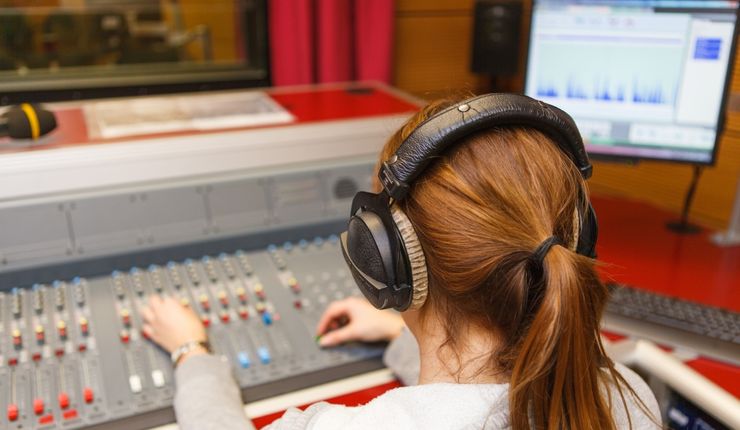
[523,236,564,314]
[530,236,563,268]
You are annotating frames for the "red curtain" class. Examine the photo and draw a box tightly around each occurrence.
[269,0,395,86]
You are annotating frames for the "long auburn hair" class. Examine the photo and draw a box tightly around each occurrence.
[375,99,645,430]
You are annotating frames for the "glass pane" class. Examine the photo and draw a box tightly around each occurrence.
[0,0,267,98]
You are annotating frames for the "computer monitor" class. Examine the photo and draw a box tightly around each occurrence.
[525,0,739,164]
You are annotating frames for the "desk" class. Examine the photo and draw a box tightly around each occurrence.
[594,195,740,398]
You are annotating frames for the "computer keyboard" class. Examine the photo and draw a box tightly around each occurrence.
[603,284,740,366]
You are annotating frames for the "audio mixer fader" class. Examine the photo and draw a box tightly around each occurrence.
[0,236,382,430]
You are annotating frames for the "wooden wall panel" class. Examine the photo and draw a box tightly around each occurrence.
[394,0,482,99]
[392,0,740,230]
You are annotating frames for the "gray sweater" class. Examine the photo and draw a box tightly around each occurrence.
[173,329,661,429]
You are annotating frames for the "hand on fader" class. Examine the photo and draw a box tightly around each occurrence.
[141,295,206,354]
[316,297,405,347]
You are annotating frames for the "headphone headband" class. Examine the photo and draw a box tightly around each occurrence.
[379,93,592,201]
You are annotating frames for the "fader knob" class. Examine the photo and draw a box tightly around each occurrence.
[238,307,249,320]
[199,294,210,311]
[57,320,68,339]
[12,329,21,348]
[180,297,190,307]
[83,387,94,404]
[7,404,18,421]
[254,283,266,299]
[120,309,131,327]
[217,291,228,307]
[33,398,44,415]
[35,325,45,343]
[288,277,300,293]
[55,285,66,310]
[73,277,86,306]
[78,317,89,336]
[255,302,266,314]
[235,287,247,303]
[58,392,70,409]
[32,286,43,314]
[219,311,230,323]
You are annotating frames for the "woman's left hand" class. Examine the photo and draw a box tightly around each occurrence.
[141,295,207,354]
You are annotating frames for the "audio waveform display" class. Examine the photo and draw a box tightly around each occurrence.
[536,78,673,105]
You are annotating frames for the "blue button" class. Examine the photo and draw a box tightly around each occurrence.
[148,264,158,271]
[328,234,339,244]
[32,283,42,291]
[202,256,211,262]
[283,241,293,251]
[257,347,271,364]
[237,352,251,369]
[298,239,309,249]
[262,312,273,326]
[72,277,82,284]
[267,244,277,253]
[219,253,228,259]
[129,267,140,274]
[166,262,177,269]
[313,237,324,246]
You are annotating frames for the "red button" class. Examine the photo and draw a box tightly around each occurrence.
[56,348,66,357]
[238,308,249,320]
[141,329,150,340]
[33,398,44,415]
[294,300,302,309]
[83,387,94,404]
[201,315,211,327]
[39,414,54,425]
[8,357,18,366]
[63,409,78,420]
[58,392,70,409]
[32,352,42,362]
[220,312,230,323]
[7,404,18,421]
[77,344,87,353]
[120,330,130,344]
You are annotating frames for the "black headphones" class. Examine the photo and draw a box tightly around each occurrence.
[340,93,598,311]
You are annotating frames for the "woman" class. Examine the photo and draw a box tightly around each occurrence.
[142,96,661,429]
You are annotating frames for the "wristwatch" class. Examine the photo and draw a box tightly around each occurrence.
[170,339,212,367]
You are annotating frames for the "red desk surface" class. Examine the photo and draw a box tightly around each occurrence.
[0,84,419,155]
[594,195,740,398]
[594,195,740,312]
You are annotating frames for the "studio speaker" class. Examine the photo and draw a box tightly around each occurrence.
[471,0,523,76]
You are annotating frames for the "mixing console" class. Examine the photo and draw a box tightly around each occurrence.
[0,85,416,430]
[0,236,383,430]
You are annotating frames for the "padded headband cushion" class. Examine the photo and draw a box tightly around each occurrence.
[379,93,592,201]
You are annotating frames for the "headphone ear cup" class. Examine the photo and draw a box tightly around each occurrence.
[576,203,598,259]
[390,205,429,310]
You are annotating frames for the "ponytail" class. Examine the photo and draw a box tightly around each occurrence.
[509,245,619,430]
[373,108,654,429]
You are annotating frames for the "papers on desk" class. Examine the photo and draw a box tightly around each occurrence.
[84,91,295,139]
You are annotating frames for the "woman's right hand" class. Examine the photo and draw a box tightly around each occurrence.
[315,297,405,347]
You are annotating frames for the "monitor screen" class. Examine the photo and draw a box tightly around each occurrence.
[525,0,739,164]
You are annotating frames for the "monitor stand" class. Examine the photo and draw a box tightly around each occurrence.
[712,171,740,246]
[666,165,703,235]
